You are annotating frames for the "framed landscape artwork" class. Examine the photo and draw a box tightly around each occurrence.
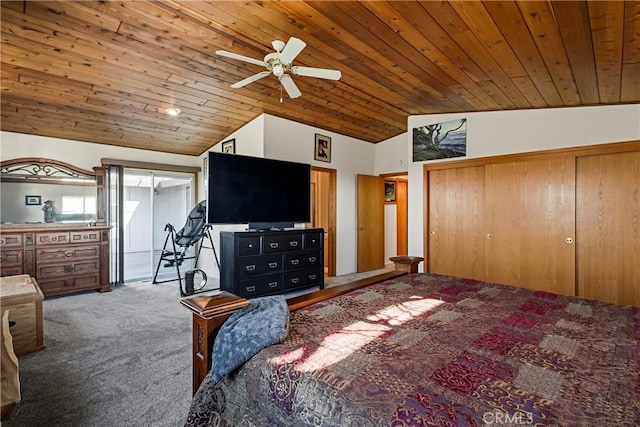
[413,118,467,161]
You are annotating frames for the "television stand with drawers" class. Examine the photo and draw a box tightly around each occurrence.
[220,228,324,298]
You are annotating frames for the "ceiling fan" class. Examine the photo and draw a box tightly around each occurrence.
[215,37,342,99]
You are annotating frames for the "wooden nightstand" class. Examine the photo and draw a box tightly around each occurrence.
[0,275,45,356]
[389,256,424,274]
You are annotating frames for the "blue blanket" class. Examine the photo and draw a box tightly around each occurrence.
[209,295,289,382]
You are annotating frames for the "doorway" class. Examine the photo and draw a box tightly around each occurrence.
[356,172,408,273]
[122,169,195,282]
[383,174,408,259]
[311,167,336,277]
[107,166,196,283]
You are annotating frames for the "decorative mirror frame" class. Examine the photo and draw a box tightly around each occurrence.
[0,157,107,224]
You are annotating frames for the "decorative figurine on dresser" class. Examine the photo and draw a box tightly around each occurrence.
[0,158,111,297]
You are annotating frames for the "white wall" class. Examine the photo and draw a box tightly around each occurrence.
[263,115,376,275]
[5,104,636,281]
[406,104,640,270]
[375,133,408,175]
[0,131,198,169]
[197,114,376,279]
[375,133,409,263]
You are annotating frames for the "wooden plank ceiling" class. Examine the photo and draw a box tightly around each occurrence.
[1,1,638,156]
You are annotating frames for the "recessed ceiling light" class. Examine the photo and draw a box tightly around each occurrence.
[165,107,181,116]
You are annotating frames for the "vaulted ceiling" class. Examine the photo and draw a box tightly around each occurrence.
[1,1,638,156]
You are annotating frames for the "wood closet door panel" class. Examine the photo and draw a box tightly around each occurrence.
[485,158,576,295]
[577,150,640,306]
[428,166,485,280]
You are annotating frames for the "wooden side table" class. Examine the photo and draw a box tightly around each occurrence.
[0,275,45,356]
[389,256,424,274]
[1,311,20,421]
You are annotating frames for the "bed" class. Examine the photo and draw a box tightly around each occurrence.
[183,271,639,426]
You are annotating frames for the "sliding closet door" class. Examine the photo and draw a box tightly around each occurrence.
[484,158,576,295]
[577,151,640,306]
[428,166,485,280]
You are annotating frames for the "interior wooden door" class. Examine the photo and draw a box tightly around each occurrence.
[484,157,576,295]
[311,167,337,277]
[357,174,385,272]
[396,179,408,256]
[428,166,485,280]
[576,150,640,306]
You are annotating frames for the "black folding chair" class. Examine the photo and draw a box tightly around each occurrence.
[152,200,219,295]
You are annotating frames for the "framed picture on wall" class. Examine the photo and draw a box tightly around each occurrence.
[314,134,331,163]
[25,195,42,205]
[222,139,235,153]
[384,181,396,203]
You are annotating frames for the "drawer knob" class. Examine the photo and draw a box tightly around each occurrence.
[268,282,278,288]
[83,235,88,239]
[291,259,299,265]
[289,241,298,247]
[268,262,278,268]
[291,278,299,284]
[65,251,74,258]
[246,286,256,293]
[309,257,316,262]
[245,265,256,271]
[309,274,317,280]
[270,243,279,248]
[52,237,57,241]
[64,265,73,273]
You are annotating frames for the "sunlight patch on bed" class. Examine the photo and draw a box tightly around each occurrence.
[269,298,443,372]
[366,297,444,326]
[270,321,390,372]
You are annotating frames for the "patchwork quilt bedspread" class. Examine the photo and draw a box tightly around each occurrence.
[186,273,639,426]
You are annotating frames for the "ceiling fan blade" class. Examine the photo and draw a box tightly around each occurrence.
[279,37,306,64]
[230,71,271,88]
[279,74,302,99]
[291,66,342,80]
[215,50,265,67]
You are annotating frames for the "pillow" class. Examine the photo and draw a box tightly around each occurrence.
[210,295,289,382]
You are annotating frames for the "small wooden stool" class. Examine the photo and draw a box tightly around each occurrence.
[389,256,424,274]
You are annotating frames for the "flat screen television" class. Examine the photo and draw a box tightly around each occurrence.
[207,152,311,230]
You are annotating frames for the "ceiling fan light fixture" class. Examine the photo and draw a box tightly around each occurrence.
[272,64,285,77]
[272,39,286,52]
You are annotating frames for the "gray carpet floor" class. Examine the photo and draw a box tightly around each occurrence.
[4,266,394,427]
[5,281,194,427]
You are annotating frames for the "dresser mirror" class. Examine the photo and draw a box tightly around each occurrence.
[0,158,105,225]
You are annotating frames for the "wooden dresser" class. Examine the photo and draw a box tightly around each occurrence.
[0,224,111,297]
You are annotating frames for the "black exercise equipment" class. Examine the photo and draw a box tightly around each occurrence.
[152,200,219,296]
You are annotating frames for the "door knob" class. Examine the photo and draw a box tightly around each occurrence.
[565,237,574,244]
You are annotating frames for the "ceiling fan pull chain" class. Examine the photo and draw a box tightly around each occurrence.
[280,85,283,103]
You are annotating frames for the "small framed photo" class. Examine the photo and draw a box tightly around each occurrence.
[384,181,396,203]
[314,134,331,163]
[25,195,42,206]
[222,139,235,154]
